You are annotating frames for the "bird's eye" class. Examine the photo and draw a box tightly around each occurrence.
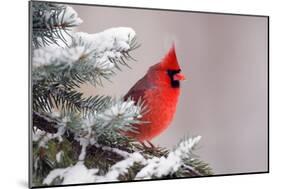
[167,69,181,76]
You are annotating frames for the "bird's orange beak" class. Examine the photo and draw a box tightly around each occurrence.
[173,73,186,81]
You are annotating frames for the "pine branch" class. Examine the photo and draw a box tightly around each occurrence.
[32,27,139,113]
[32,111,76,143]
[33,97,147,144]
[33,81,112,114]
[31,4,213,187]
[32,2,82,48]
[93,98,148,143]
[32,28,140,89]
[33,111,60,133]
[35,135,212,186]
[180,158,213,176]
[32,111,212,186]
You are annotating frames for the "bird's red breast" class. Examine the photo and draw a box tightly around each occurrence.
[124,45,185,141]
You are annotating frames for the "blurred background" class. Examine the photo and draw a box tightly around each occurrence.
[71,4,268,175]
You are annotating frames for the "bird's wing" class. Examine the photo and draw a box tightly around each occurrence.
[124,75,155,102]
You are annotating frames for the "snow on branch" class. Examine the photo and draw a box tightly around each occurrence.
[32,45,88,68]
[135,136,202,179]
[42,146,142,185]
[98,152,145,182]
[43,162,99,185]
[32,97,147,150]
[59,97,147,144]
[32,27,139,88]
[42,136,203,185]
[73,27,137,71]
[94,98,147,136]
[57,6,83,28]
[32,2,83,47]
[31,3,213,187]
[42,146,144,185]
[33,114,67,148]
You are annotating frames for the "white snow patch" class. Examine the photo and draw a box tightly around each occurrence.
[33,45,88,67]
[100,152,146,182]
[56,151,64,163]
[32,129,46,142]
[38,126,66,148]
[43,162,99,185]
[33,27,136,72]
[43,147,145,185]
[59,6,83,27]
[75,27,135,54]
[75,127,94,161]
[100,145,131,158]
[135,136,202,179]
[78,137,89,161]
[73,27,136,71]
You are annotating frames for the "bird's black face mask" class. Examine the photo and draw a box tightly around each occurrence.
[167,69,182,88]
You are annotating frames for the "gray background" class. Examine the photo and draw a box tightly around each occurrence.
[72,4,268,174]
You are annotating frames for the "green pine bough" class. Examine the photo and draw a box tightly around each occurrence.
[31,1,212,187]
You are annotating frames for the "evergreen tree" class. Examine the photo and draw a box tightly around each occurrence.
[31,2,212,187]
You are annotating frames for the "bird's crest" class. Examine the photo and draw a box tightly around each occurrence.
[160,44,180,70]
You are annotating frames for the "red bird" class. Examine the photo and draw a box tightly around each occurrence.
[124,45,185,141]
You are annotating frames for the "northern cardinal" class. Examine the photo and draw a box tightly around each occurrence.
[124,45,185,141]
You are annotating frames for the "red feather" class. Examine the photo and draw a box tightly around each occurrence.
[160,44,180,70]
[124,45,184,141]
